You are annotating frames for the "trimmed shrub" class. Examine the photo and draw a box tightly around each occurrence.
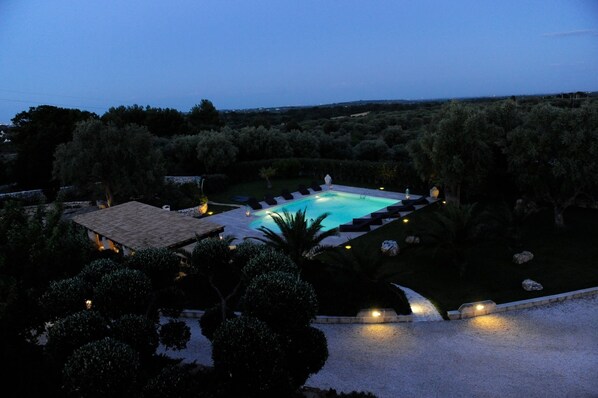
[244,251,299,282]
[111,314,159,358]
[282,326,329,388]
[199,305,238,341]
[142,364,199,398]
[243,271,318,332]
[125,248,180,289]
[63,337,140,398]
[159,320,191,351]
[233,240,272,267]
[46,310,108,362]
[191,238,232,274]
[94,268,152,319]
[40,277,87,320]
[212,316,290,396]
[78,259,121,288]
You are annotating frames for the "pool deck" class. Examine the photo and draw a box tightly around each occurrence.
[203,184,436,247]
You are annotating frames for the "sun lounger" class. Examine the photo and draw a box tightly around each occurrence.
[402,196,429,206]
[298,184,311,195]
[246,197,263,210]
[387,204,415,212]
[310,181,323,191]
[280,189,294,200]
[264,194,277,206]
[352,217,382,226]
[339,219,371,232]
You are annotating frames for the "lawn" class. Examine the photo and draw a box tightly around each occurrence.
[326,204,598,317]
[207,177,314,204]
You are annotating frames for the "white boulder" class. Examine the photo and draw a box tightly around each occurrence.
[381,240,399,256]
[522,279,543,291]
[405,235,420,245]
[513,251,534,264]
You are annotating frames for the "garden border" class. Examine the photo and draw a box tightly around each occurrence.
[447,286,598,320]
[176,287,598,324]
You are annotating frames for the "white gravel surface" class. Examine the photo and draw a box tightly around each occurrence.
[163,295,598,398]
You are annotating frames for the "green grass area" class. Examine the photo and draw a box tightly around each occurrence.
[208,177,318,204]
[207,177,401,205]
[325,204,598,316]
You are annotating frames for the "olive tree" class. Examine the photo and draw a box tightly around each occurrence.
[195,130,238,173]
[408,102,493,205]
[53,119,165,206]
[505,104,598,227]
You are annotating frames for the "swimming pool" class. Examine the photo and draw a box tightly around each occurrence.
[249,191,400,232]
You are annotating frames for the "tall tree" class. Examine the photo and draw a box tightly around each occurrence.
[408,102,493,205]
[505,103,598,228]
[188,99,222,132]
[53,120,165,206]
[11,105,97,192]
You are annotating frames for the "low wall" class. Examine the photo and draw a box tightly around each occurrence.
[447,286,598,320]
[176,309,413,324]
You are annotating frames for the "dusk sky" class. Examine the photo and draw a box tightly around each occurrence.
[1,0,597,123]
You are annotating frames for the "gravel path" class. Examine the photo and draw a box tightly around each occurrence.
[393,283,443,322]
[163,295,598,398]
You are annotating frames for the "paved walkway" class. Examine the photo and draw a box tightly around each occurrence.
[162,295,598,398]
[394,283,443,322]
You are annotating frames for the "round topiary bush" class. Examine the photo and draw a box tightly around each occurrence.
[281,326,329,389]
[124,248,180,289]
[233,240,272,267]
[199,305,238,341]
[46,310,108,362]
[159,320,191,351]
[78,259,121,288]
[94,268,152,319]
[63,337,140,398]
[111,314,159,358]
[142,364,199,398]
[212,316,291,396]
[191,237,232,273]
[40,277,87,320]
[243,271,318,332]
[243,250,298,282]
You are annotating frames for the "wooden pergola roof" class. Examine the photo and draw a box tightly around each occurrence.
[72,201,223,250]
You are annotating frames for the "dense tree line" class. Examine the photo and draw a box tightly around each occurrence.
[2,95,597,227]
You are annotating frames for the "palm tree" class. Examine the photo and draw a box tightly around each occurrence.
[251,209,338,268]
[258,166,276,189]
[417,203,486,278]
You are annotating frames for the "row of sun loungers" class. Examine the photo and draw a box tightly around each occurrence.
[243,183,320,210]
[339,196,431,232]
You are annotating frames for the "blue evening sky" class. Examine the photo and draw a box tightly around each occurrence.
[1,0,597,123]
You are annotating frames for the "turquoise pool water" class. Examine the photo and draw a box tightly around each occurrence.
[249,191,400,232]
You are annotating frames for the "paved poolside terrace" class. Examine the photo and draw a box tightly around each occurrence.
[203,184,437,247]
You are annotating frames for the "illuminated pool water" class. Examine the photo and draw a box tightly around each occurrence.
[249,191,400,232]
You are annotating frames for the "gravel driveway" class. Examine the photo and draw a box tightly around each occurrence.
[164,295,598,398]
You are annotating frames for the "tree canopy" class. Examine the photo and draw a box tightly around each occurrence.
[505,103,598,227]
[10,105,97,193]
[53,119,165,206]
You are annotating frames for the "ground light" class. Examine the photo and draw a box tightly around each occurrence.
[456,300,497,319]
[371,310,382,318]
[345,245,352,250]
[379,187,385,190]
[207,211,213,215]
[442,200,447,204]
[402,218,409,224]
[85,300,92,310]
